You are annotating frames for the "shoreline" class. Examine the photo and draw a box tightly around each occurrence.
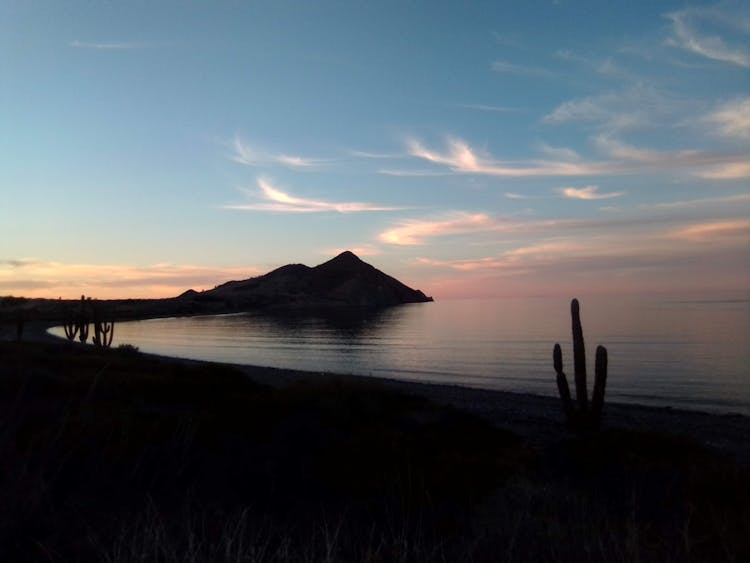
[14,320,750,464]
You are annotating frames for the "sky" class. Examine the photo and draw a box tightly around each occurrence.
[1,0,749,299]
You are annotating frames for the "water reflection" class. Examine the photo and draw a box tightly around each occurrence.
[242,306,399,340]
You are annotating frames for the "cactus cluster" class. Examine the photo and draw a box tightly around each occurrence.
[553,298,608,432]
[63,295,114,349]
[92,312,114,348]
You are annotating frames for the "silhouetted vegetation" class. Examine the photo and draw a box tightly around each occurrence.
[61,295,115,348]
[1,340,747,562]
[554,298,608,432]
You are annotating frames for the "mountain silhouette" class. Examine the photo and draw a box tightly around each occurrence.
[193,251,433,309]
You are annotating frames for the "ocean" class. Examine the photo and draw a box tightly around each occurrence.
[50,294,750,416]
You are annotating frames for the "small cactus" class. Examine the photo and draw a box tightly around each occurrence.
[553,299,608,432]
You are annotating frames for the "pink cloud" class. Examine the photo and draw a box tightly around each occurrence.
[559,185,625,200]
[378,213,492,245]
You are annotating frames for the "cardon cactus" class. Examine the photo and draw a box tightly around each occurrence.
[92,318,114,348]
[77,295,90,344]
[91,303,115,348]
[63,306,79,341]
[553,298,608,432]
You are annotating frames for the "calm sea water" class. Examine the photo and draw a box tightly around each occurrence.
[50,295,750,415]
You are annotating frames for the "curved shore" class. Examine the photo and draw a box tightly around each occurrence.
[11,320,750,464]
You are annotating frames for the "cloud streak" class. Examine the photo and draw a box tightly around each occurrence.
[665,9,750,67]
[641,193,750,209]
[558,185,625,200]
[231,137,331,169]
[225,178,401,214]
[406,137,605,177]
[378,213,493,245]
[69,40,154,50]
[491,60,556,78]
[706,97,750,140]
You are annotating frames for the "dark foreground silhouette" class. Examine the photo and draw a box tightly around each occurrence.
[1,340,747,562]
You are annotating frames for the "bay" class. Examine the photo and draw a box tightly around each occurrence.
[50,295,750,416]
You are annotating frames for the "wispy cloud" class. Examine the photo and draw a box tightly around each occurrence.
[349,150,404,159]
[231,137,331,169]
[491,60,555,78]
[697,162,750,179]
[379,213,492,246]
[558,185,625,200]
[594,134,750,177]
[416,242,584,272]
[225,178,401,214]
[406,137,605,177]
[705,97,750,140]
[69,40,154,50]
[411,215,750,296]
[669,219,750,241]
[377,168,451,177]
[543,85,676,132]
[555,49,634,79]
[641,193,750,210]
[0,259,39,268]
[454,103,519,113]
[665,8,750,67]
[536,143,581,161]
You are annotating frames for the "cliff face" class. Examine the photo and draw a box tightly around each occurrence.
[197,251,433,309]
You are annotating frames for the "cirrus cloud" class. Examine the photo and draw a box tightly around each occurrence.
[558,185,625,200]
[378,213,493,246]
[231,137,332,170]
[225,178,402,214]
[665,8,750,67]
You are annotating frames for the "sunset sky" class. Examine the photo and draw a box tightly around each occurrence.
[2,1,749,299]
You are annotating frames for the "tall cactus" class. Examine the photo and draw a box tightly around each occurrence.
[553,299,608,432]
[63,305,79,341]
[77,295,90,344]
[92,316,114,348]
[91,301,115,348]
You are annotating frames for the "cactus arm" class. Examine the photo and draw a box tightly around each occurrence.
[554,343,574,423]
[77,295,89,343]
[63,315,78,341]
[78,320,89,343]
[570,298,588,412]
[591,345,608,429]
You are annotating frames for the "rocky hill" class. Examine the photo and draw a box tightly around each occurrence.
[190,251,433,309]
[0,252,432,326]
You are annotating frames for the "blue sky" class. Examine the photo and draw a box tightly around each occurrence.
[1,0,748,298]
